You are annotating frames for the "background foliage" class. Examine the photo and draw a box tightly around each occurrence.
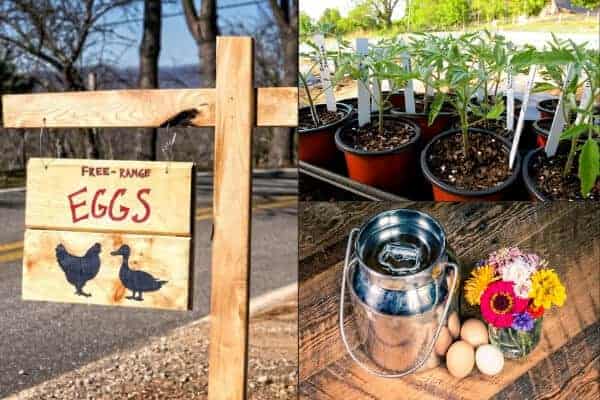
[301,0,598,35]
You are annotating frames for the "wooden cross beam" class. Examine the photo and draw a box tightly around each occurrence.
[1,36,298,400]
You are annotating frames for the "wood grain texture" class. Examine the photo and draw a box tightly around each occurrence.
[23,229,191,310]
[2,87,296,128]
[208,37,254,400]
[25,158,193,236]
[299,202,600,399]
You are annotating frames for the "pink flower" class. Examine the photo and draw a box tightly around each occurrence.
[480,281,529,328]
[487,247,525,272]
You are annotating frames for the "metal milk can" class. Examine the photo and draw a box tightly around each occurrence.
[339,209,461,378]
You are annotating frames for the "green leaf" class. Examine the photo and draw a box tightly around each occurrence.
[428,93,445,126]
[512,49,575,67]
[560,124,588,140]
[533,82,558,93]
[485,102,505,120]
[578,138,599,198]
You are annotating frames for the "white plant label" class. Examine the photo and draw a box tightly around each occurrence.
[509,65,537,170]
[426,83,435,97]
[402,52,416,113]
[476,63,485,102]
[545,64,575,157]
[506,67,514,131]
[575,76,592,125]
[370,47,381,113]
[371,80,381,112]
[313,34,336,112]
[356,38,370,127]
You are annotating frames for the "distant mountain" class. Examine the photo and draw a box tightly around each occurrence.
[96,64,202,89]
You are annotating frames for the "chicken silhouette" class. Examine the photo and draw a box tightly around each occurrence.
[55,243,102,297]
[111,244,167,301]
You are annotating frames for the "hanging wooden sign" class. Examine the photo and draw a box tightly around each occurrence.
[22,158,194,310]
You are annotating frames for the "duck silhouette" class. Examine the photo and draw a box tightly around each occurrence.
[111,244,167,301]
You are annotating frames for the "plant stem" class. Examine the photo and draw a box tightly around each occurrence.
[460,109,470,158]
[378,80,384,136]
[563,89,596,176]
[299,73,321,127]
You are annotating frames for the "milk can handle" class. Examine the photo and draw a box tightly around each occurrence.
[339,229,459,378]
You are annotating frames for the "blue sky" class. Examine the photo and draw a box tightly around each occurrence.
[105,1,267,68]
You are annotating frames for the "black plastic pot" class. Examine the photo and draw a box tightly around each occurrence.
[298,103,353,166]
[522,147,548,201]
[335,114,421,193]
[420,128,521,202]
[470,95,523,118]
[536,98,559,119]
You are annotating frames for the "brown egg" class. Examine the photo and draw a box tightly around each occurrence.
[448,311,461,338]
[460,318,489,347]
[435,326,453,356]
[446,340,475,379]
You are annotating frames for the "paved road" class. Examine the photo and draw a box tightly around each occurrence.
[0,174,298,397]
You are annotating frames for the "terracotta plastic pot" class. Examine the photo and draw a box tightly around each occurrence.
[420,129,521,202]
[298,103,353,166]
[536,98,558,119]
[339,91,404,114]
[384,91,406,109]
[533,116,597,149]
[533,118,552,148]
[335,115,421,193]
[390,95,458,144]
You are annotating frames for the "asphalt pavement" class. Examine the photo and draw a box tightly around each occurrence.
[0,172,298,397]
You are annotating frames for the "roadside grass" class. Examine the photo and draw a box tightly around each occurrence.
[329,14,599,40]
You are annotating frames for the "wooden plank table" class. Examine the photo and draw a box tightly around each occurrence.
[299,202,600,400]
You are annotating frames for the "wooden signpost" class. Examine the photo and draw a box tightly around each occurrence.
[2,36,298,400]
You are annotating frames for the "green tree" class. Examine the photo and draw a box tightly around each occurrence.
[318,8,343,30]
[299,11,314,38]
[571,0,600,9]
[472,0,505,23]
[344,2,378,31]
[437,0,470,28]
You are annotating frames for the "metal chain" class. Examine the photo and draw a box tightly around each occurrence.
[38,118,50,170]
[161,124,177,174]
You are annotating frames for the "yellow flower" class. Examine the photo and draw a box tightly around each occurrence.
[464,265,497,305]
[529,269,567,309]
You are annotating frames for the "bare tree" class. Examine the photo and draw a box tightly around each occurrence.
[0,0,137,90]
[136,0,162,160]
[366,0,402,28]
[0,0,137,159]
[182,0,219,87]
[267,0,297,167]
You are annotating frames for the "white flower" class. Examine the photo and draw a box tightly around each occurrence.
[513,280,532,299]
[501,258,534,289]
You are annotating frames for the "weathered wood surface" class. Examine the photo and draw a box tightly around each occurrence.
[208,37,254,400]
[26,158,193,236]
[299,202,600,399]
[2,87,297,128]
[23,229,191,310]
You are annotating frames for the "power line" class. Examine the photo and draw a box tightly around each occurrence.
[99,0,269,27]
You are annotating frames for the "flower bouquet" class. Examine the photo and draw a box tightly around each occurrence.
[464,247,567,359]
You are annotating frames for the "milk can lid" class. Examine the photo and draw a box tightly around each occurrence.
[354,209,447,282]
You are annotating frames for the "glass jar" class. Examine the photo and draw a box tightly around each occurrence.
[488,317,542,359]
